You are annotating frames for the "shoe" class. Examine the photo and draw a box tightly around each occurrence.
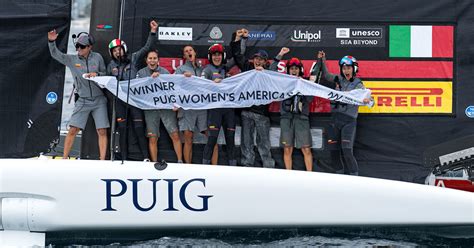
[143,158,151,162]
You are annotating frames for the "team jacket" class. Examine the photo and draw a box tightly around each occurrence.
[312,58,366,119]
[49,41,106,98]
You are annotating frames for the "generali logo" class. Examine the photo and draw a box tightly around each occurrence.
[291,30,321,42]
[158,27,193,41]
[209,26,223,40]
[208,26,224,43]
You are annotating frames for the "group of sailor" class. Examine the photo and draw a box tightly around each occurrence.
[47,20,370,176]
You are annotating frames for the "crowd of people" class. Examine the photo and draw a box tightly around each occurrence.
[47,21,371,176]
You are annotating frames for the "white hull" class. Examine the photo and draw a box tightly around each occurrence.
[0,158,473,245]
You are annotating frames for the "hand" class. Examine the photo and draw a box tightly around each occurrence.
[150,20,158,33]
[278,47,290,57]
[317,51,326,60]
[172,106,179,112]
[183,71,192,77]
[214,78,222,83]
[85,72,98,78]
[235,28,249,42]
[363,98,370,104]
[48,29,58,41]
[235,29,244,41]
[255,66,264,71]
[317,51,323,59]
[241,28,249,38]
[111,68,119,75]
[151,72,160,78]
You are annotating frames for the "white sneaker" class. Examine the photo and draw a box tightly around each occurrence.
[143,158,151,162]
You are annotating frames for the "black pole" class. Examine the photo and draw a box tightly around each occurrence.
[122,0,138,164]
[109,56,122,162]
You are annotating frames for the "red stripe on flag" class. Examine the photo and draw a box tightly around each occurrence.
[320,60,453,79]
[432,26,453,58]
[159,58,452,79]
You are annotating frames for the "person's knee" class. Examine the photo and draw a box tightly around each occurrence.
[149,137,158,145]
[225,128,235,140]
[68,127,80,136]
[327,139,339,150]
[207,128,220,138]
[301,147,312,156]
[341,139,353,150]
[170,131,180,141]
[116,118,127,125]
[283,146,293,155]
[117,123,127,130]
[97,128,107,136]
[183,131,194,143]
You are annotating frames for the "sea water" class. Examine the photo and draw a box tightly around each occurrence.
[48,227,474,246]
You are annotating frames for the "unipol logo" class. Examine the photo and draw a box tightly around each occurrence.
[102,178,213,212]
[291,30,321,42]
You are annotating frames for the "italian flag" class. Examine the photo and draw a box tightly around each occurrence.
[389,25,453,58]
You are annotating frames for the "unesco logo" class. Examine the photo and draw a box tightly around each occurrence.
[336,28,383,38]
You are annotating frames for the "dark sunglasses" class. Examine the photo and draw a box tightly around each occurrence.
[75,44,88,49]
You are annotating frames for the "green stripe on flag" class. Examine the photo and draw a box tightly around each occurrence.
[389,25,411,57]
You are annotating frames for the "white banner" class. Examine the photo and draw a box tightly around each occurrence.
[89,69,372,110]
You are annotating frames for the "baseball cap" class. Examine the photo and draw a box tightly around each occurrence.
[252,50,269,60]
[76,34,91,46]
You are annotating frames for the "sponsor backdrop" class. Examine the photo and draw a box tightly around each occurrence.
[113,0,474,182]
[146,22,453,115]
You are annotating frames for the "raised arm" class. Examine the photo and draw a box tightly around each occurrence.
[230,28,251,71]
[311,51,340,89]
[131,20,158,68]
[269,47,290,71]
[47,29,73,66]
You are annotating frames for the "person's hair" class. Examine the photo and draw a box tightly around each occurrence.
[145,49,159,61]
[182,44,195,55]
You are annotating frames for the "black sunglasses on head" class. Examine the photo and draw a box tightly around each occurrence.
[75,44,87,49]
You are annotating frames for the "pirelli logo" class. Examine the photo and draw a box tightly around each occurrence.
[359,81,453,114]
